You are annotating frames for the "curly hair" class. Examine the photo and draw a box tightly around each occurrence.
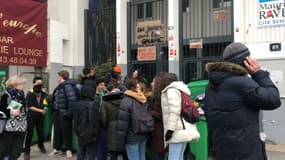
[153,72,178,106]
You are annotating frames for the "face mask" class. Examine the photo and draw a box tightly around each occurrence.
[33,85,43,93]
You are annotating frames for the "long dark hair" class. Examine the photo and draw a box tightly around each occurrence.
[153,72,178,107]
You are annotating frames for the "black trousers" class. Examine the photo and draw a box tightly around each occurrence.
[53,112,72,151]
[24,114,45,153]
[77,142,97,160]
[0,132,25,160]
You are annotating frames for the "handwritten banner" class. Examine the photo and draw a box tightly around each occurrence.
[0,0,47,66]
[136,20,166,46]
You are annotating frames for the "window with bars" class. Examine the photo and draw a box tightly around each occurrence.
[137,2,153,19]
[213,0,231,9]
[137,4,144,19]
[146,2,153,18]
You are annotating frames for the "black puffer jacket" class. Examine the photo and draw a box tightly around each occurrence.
[204,62,281,160]
[73,86,100,145]
[101,91,124,152]
[116,90,148,149]
[52,79,78,114]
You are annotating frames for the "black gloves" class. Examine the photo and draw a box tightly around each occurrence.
[165,130,174,141]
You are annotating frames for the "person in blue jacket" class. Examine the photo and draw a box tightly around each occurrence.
[204,42,281,160]
[49,70,78,159]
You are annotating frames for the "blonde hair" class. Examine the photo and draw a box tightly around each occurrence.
[5,75,27,88]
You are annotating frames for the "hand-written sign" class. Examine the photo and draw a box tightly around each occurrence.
[0,0,47,66]
[137,46,157,61]
[136,20,166,46]
[212,10,229,21]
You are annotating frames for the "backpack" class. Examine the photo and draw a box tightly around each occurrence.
[131,100,155,134]
[73,100,100,145]
[181,92,200,124]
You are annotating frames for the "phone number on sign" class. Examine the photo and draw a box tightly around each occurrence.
[0,56,37,65]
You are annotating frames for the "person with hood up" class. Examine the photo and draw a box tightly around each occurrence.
[49,70,79,159]
[101,80,127,160]
[159,73,199,160]
[204,42,281,160]
[74,85,100,160]
[116,78,149,160]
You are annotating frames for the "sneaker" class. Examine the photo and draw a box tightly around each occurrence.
[24,153,30,160]
[66,150,72,159]
[39,146,47,153]
[48,149,62,157]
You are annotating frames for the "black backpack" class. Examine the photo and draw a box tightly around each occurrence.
[131,99,155,134]
[73,100,100,145]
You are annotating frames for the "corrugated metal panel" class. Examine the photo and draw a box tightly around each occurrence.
[183,0,232,39]
[243,0,285,43]
[203,0,232,37]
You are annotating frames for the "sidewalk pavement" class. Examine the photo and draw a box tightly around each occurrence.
[19,142,285,160]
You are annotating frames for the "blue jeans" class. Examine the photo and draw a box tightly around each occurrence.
[125,140,146,160]
[96,129,107,160]
[168,142,187,160]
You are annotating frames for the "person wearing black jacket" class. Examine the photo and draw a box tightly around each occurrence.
[116,78,148,160]
[0,75,26,160]
[101,80,126,160]
[49,70,78,159]
[204,42,281,160]
[24,77,48,160]
[74,85,100,160]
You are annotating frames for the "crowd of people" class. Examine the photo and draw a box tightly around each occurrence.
[0,42,282,160]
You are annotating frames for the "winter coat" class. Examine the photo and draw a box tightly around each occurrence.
[52,79,78,115]
[116,90,148,149]
[150,101,165,153]
[0,87,26,135]
[73,86,100,145]
[204,62,281,160]
[161,81,198,146]
[101,91,124,152]
[81,78,97,91]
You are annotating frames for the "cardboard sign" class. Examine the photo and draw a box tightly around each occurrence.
[136,20,166,46]
[137,46,156,61]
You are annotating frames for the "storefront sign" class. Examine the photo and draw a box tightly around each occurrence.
[190,39,203,49]
[212,10,229,21]
[136,20,166,46]
[0,0,47,66]
[137,46,156,61]
[258,0,285,28]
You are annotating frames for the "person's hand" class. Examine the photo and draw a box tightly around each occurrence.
[243,57,261,74]
[12,109,21,116]
[41,109,46,115]
[165,130,174,141]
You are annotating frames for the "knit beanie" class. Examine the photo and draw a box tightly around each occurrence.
[113,65,122,74]
[223,42,250,66]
